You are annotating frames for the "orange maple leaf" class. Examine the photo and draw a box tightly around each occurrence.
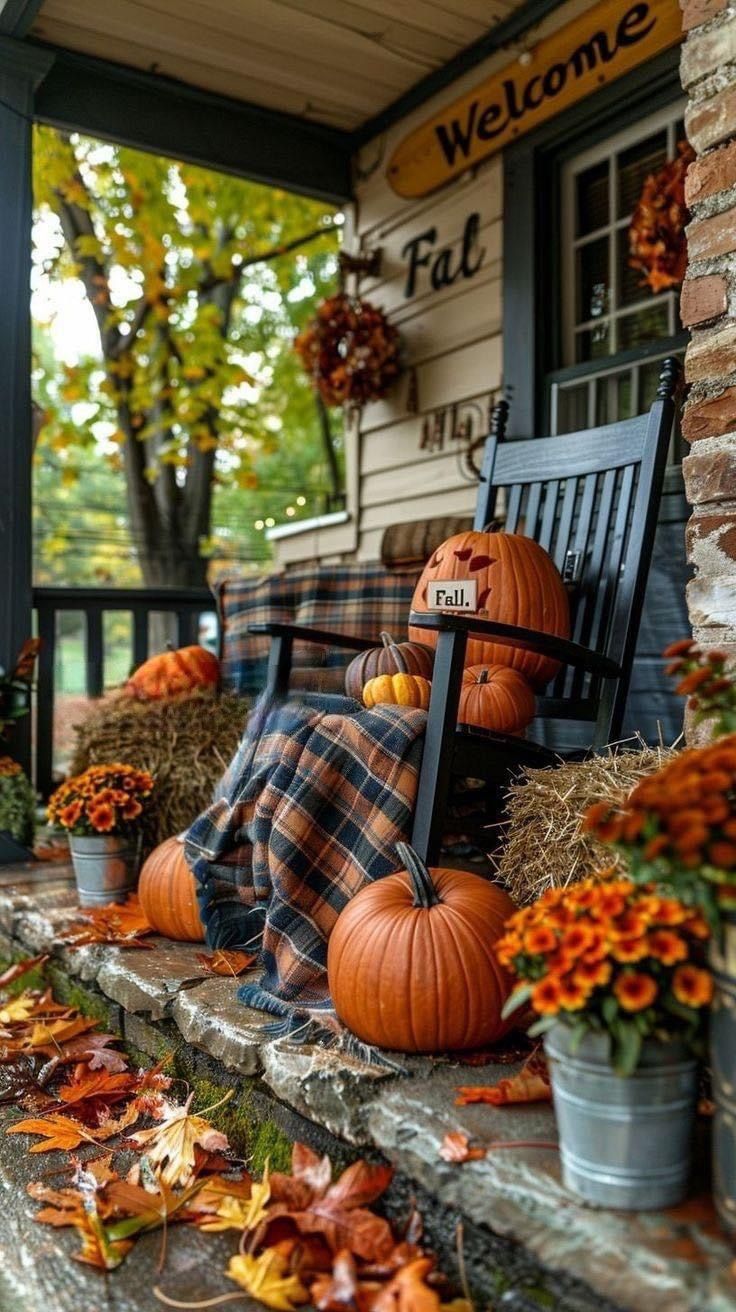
[438,1132,486,1163]
[456,1049,552,1107]
[195,948,256,976]
[268,1144,395,1262]
[58,895,154,949]
[7,1112,101,1152]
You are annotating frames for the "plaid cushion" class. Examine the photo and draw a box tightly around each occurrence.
[215,563,420,697]
[185,695,426,1012]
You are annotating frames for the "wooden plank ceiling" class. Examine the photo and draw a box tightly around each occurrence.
[29,0,531,131]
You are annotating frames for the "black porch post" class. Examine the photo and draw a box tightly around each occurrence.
[0,39,53,773]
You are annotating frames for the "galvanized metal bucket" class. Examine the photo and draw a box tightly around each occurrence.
[544,1023,697,1210]
[709,913,736,1233]
[69,833,141,907]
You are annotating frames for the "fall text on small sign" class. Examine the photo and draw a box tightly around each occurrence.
[427,580,478,611]
[387,0,682,198]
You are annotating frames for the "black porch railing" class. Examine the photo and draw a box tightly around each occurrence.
[33,586,215,799]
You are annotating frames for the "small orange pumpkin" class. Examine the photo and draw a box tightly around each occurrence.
[458,664,535,735]
[124,645,219,701]
[409,527,570,688]
[345,632,434,700]
[138,836,205,942]
[362,673,431,710]
[327,843,515,1052]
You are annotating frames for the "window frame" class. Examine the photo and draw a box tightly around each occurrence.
[501,48,683,441]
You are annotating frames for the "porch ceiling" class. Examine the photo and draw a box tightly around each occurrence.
[25,0,534,133]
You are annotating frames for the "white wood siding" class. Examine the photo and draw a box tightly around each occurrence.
[343,0,597,562]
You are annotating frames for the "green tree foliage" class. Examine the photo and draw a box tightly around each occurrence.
[32,128,342,587]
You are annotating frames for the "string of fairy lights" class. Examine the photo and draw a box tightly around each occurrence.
[253,494,307,532]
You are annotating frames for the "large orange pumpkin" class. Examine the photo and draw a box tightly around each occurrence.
[409,528,570,688]
[124,645,219,701]
[344,632,433,700]
[458,664,535,735]
[327,843,515,1053]
[138,836,205,942]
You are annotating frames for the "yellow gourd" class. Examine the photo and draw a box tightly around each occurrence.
[362,673,431,710]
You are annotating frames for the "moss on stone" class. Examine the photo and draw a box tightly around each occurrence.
[250,1117,292,1175]
[44,968,114,1028]
[1,960,47,997]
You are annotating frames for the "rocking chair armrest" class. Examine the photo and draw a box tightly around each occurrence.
[247,621,377,653]
[408,611,621,678]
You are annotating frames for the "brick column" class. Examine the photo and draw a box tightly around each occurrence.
[679,0,736,713]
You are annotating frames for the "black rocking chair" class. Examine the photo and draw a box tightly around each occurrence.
[251,357,680,864]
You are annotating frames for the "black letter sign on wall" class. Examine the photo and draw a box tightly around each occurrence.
[401,211,485,299]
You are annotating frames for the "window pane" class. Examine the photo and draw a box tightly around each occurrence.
[618,304,669,352]
[618,226,650,307]
[556,384,589,434]
[595,382,608,427]
[577,236,609,324]
[617,131,667,218]
[575,321,610,362]
[616,371,635,419]
[576,160,609,236]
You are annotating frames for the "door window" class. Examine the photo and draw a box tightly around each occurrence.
[550,103,687,442]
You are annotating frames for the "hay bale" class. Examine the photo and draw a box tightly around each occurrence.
[494,741,677,905]
[70,690,248,850]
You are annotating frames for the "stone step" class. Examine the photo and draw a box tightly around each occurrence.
[0,862,734,1312]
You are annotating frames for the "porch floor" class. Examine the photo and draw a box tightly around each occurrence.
[0,861,734,1312]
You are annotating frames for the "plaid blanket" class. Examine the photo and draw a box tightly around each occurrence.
[215,563,420,698]
[184,695,426,1028]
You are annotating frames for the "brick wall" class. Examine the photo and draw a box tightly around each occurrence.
[680,0,736,714]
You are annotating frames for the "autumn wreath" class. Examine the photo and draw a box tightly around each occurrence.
[294,293,401,408]
[628,140,695,294]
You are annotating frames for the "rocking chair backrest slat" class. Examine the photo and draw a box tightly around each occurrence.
[472,359,677,746]
[537,480,559,553]
[504,483,523,533]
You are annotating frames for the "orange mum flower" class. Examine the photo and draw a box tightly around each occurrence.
[523,926,558,955]
[591,887,628,919]
[672,964,713,1008]
[647,929,687,965]
[557,976,591,1011]
[546,905,574,930]
[532,977,562,1016]
[663,639,696,658]
[579,926,608,961]
[495,933,522,967]
[59,800,83,828]
[87,803,116,833]
[652,897,689,926]
[560,923,596,957]
[614,971,658,1012]
[611,935,650,964]
[574,958,612,989]
[709,842,736,870]
[566,884,598,910]
[121,797,142,821]
[611,909,648,940]
[547,948,575,976]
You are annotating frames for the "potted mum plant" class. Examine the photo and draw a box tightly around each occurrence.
[0,755,36,849]
[47,763,154,907]
[497,873,712,1209]
[584,639,736,1228]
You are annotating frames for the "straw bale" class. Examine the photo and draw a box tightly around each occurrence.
[70,690,248,850]
[494,740,677,905]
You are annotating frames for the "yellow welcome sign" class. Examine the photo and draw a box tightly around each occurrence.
[387,0,682,199]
